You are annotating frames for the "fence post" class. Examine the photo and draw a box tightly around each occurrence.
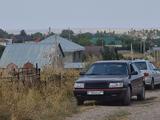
[60,72,62,87]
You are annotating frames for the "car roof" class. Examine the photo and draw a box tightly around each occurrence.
[95,60,131,64]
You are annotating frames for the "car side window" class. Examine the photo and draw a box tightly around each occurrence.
[148,63,156,70]
[132,63,140,73]
[148,63,153,70]
[130,64,136,73]
[151,63,156,69]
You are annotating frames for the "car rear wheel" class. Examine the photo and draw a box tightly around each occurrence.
[150,80,154,90]
[137,84,145,100]
[123,87,131,106]
[77,99,84,105]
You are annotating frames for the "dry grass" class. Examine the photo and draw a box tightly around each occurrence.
[120,51,144,59]
[0,68,79,120]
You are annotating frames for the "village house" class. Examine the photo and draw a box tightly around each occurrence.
[0,35,85,69]
[0,38,12,46]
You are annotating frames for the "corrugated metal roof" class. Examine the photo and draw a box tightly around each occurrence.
[40,35,85,52]
[64,62,85,69]
[153,47,160,51]
[0,43,60,68]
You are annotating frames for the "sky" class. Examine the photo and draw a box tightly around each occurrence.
[0,0,160,30]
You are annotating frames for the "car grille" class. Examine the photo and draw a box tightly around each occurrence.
[85,81,108,89]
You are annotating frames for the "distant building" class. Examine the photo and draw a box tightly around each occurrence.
[91,35,122,46]
[0,35,85,69]
[85,46,103,57]
[0,38,12,46]
[40,35,85,68]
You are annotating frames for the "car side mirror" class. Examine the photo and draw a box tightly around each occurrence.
[79,72,85,75]
[131,71,138,75]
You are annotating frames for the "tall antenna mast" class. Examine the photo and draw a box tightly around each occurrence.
[48,27,51,35]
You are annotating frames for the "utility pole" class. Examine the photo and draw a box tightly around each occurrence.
[68,27,71,41]
[48,27,51,35]
[142,36,147,55]
[143,40,145,54]
[102,38,104,48]
[131,43,133,60]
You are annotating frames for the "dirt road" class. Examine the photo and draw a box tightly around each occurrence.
[66,88,160,120]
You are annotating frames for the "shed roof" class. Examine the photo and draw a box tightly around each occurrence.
[40,35,85,52]
[0,43,62,68]
[64,62,85,69]
[153,47,160,51]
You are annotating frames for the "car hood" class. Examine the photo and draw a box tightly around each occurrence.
[76,75,128,82]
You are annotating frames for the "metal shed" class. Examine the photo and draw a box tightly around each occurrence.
[40,35,85,52]
[0,35,85,69]
[0,42,63,68]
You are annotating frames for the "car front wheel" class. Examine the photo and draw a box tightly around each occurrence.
[137,84,145,100]
[123,87,131,106]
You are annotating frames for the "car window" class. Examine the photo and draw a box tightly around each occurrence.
[132,63,140,73]
[134,62,147,70]
[151,63,156,69]
[148,63,154,70]
[86,63,128,75]
[130,64,135,73]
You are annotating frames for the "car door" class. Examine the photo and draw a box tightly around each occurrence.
[149,63,158,85]
[129,63,141,95]
[132,63,143,93]
[156,69,160,84]
[151,63,160,84]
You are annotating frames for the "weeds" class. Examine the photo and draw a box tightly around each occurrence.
[0,68,79,120]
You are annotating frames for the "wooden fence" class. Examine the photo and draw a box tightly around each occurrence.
[0,67,41,87]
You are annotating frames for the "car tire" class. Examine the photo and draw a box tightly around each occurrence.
[77,99,84,105]
[123,87,131,106]
[137,84,145,100]
[150,80,154,90]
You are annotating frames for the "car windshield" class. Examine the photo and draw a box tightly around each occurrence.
[86,63,128,75]
[134,62,147,70]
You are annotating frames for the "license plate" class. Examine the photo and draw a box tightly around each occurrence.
[87,91,104,95]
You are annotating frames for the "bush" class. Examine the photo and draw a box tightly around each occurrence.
[102,47,123,60]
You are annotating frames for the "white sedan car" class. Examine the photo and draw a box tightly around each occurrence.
[133,60,160,89]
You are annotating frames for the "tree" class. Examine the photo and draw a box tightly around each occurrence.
[20,30,27,37]
[74,33,92,46]
[0,29,8,38]
[96,38,105,46]
[19,30,28,42]
[31,32,44,41]
[101,46,123,60]
[60,29,74,40]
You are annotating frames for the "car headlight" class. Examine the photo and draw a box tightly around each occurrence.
[109,82,123,88]
[74,83,84,88]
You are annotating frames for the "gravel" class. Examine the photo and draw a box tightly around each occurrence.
[66,88,160,120]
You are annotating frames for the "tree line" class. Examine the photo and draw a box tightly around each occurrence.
[0,28,160,53]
